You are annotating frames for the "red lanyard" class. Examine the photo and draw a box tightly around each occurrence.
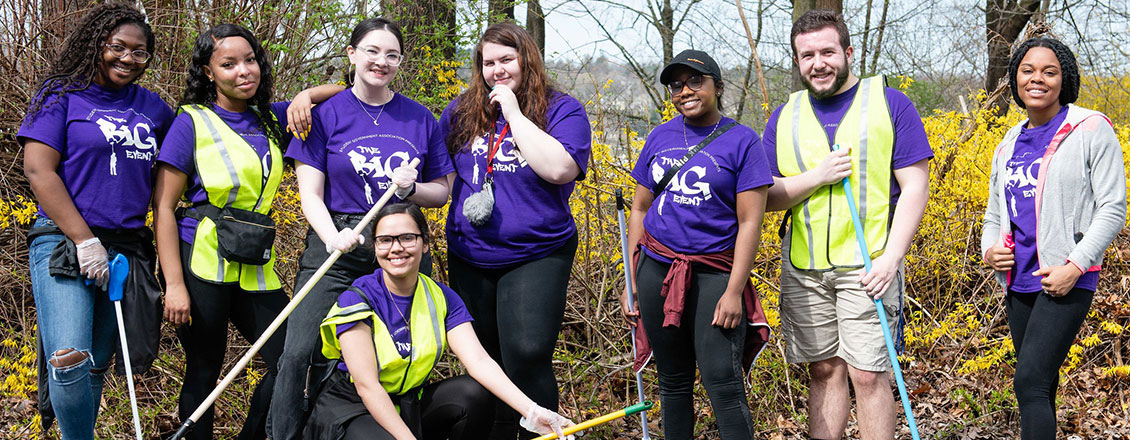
[485,123,511,175]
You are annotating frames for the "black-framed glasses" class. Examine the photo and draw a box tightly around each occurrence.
[375,233,422,249]
[104,43,151,63]
[668,75,707,95]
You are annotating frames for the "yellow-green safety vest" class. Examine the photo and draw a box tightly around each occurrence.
[775,76,894,270]
[181,104,283,291]
[320,274,449,396]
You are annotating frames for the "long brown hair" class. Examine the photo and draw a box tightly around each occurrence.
[447,22,554,155]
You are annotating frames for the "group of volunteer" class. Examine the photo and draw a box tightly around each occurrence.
[19,2,1124,440]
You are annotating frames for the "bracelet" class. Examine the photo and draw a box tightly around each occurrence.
[395,182,416,199]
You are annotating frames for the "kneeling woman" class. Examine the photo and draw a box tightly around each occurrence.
[306,203,576,440]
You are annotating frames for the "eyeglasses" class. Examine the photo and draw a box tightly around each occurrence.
[667,75,708,95]
[375,233,422,249]
[104,43,151,63]
[357,46,403,66]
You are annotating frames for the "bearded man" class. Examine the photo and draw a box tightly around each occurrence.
[762,9,932,440]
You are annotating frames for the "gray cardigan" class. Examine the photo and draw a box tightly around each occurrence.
[981,105,1127,290]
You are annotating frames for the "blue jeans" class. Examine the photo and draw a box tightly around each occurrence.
[28,217,117,440]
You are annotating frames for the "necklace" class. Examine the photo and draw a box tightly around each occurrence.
[386,286,411,329]
[683,117,722,149]
[354,90,392,126]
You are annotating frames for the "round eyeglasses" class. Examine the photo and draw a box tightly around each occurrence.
[104,43,151,63]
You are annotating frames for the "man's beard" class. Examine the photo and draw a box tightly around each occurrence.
[803,61,850,99]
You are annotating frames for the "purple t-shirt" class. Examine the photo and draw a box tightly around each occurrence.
[763,82,933,201]
[440,92,592,268]
[285,91,454,214]
[1005,106,1098,292]
[157,102,290,243]
[631,116,773,261]
[18,82,173,230]
[334,270,473,373]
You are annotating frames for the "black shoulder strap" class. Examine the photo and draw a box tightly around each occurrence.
[652,121,739,195]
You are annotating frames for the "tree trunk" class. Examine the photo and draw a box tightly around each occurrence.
[985,0,1040,114]
[659,0,675,66]
[868,0,889,76]
[790,0,843,91]
[382,0,457,58]
[489,0,515,22]
[860,0,873,75]
[527,0,545,56]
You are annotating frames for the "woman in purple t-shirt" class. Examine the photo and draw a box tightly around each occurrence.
[623,50,772,439]
[982,37,1127,438]
[19,4,171,439]
[304,203,575,440]
[438,22,591,439]
[271,18,457,439]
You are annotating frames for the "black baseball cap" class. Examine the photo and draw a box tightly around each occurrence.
[660,49,723,85]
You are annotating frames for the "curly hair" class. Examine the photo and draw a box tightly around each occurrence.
[178,24,284,147]
[1008,36,1080,109]
[447,22,555,155]
[25,2,154,119]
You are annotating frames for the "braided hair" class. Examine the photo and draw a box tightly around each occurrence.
[26,2,154,119]
[178,24,285,147]
[1008,37,1080,109]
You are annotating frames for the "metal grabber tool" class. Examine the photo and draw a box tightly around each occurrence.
[533,401,655,440]
[614,189,652,439]
[105,253,144,440]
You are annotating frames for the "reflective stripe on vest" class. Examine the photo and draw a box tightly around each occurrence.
[319,275,449,396]
[775,76,894,270]
[181,104,283,291]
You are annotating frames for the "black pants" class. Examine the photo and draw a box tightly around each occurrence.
[271,215,432,440]
[176,243,288,440]
[636,253,753,440]
[305,371,494,440]
[447,234,577,440]
[1007,287,1094,440]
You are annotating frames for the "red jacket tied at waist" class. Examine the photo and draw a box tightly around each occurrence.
[632,231,771,377]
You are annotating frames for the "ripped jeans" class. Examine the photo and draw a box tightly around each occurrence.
[28,218,117,440]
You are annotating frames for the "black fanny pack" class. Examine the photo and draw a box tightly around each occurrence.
[180,204,275,265]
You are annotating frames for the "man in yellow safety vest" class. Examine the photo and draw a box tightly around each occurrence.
[762,10,932,440]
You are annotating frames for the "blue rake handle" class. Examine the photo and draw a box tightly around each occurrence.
[834,144,920,439]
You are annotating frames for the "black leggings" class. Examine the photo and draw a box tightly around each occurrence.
[176,243,288,440]
[636,253,753,440]
[1006,287,1094,440]
[321,374,494,440]
[446,234,577,440]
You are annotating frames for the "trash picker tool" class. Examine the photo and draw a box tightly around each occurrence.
[170,158,420,440]
[614,189,652,439]
[834,144,920,439]
[107,253,143,440]
[532,401,654,440]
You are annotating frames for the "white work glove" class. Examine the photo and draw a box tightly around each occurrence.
[76,237,109,286]
[519,404,577,439]
[391,164,417,199]
[325,228,364,253]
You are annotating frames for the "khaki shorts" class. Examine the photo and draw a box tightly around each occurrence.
[779,239,904,372]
